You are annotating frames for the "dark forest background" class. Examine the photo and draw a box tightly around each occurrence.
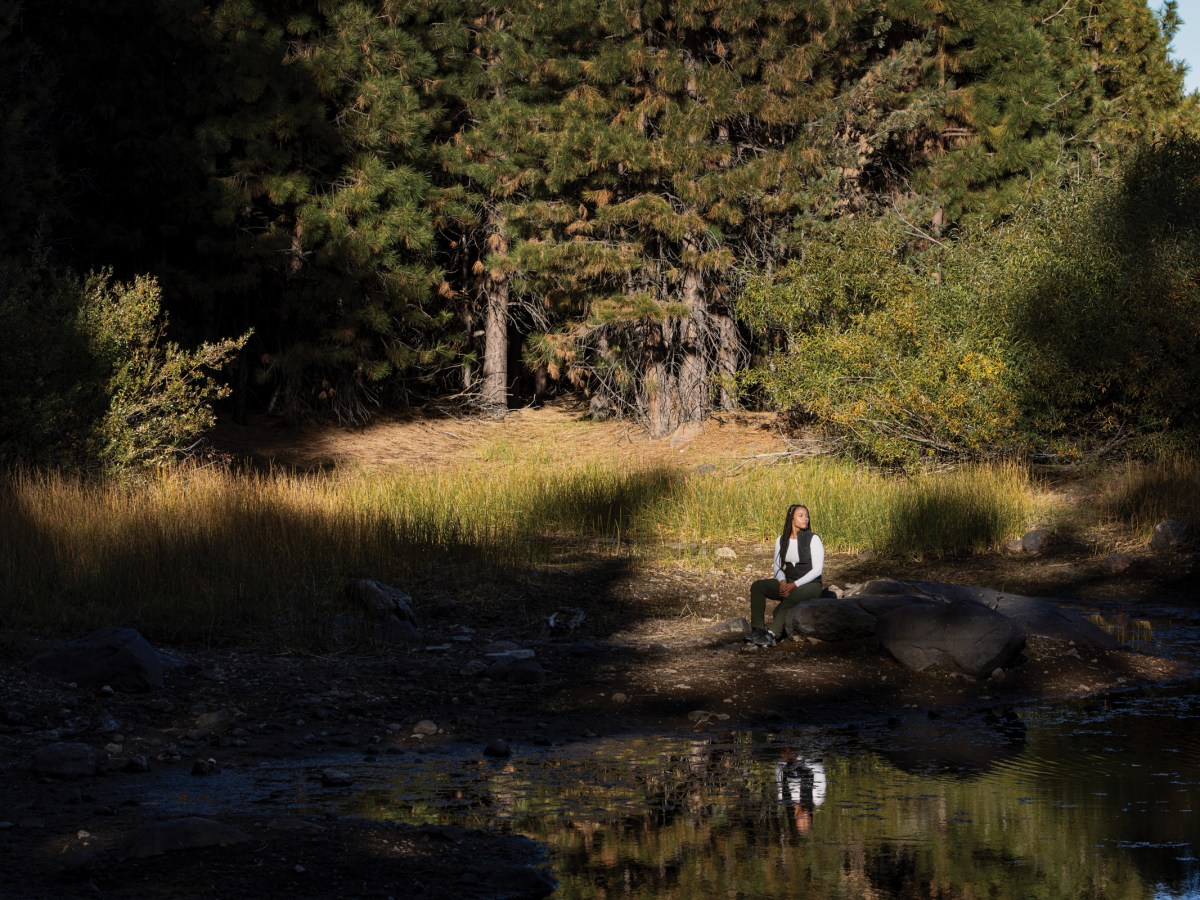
[2,0,1198,471]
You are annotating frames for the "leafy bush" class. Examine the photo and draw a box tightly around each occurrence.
[0,259,248,472]
[739,218,1018,466]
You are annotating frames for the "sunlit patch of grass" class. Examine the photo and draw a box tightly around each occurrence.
[1101,455,1200,540]
[647,459,1035,558]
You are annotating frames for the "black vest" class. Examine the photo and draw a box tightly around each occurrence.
[781,531,818,582]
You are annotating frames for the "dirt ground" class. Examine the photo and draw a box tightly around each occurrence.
[2,405,1196,898]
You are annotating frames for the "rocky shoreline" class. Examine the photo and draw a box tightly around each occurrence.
[2,553,1195,898]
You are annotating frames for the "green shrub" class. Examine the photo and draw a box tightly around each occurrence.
[740,137,1200,464]
[0,259,248,472]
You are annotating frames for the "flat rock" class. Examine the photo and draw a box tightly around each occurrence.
[124,818,250,858]
[29,627,163,692]
[31,742,100,778]
[707,617,749,641]
[846,579,912,597]
[904,581,1117,649]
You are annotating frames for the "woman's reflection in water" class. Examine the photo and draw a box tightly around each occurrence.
[776,749,826,834]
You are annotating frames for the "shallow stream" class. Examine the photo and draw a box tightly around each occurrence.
[142,603,1200,899]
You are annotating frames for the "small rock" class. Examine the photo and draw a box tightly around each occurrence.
[321,768,354,787]
[123,755,150,773]
[483,640,520,654]
[1004,538,1024,554]
[483,738,511,758]
[1149,519,1190,552]
[715,547,737,560]
[412,720,439,736]
[461,660,489,677]
[1021,529,1053,553]
[1100,552,1134,576]
[611,692,628,704]
[485,649,536,662]
[191,758,220,776]
[104,743,123,756]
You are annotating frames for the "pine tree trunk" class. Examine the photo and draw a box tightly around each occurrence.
[644,321,678,438]
[677,266,708,425]
[481,274,508,409]
[479,215,509,410]
[713,307,740,411]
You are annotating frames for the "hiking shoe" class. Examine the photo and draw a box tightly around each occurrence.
[747,628,777,648]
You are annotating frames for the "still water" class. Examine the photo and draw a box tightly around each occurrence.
[144,609,1200,899]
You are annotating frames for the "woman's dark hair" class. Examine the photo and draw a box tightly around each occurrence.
[779,504,811,554]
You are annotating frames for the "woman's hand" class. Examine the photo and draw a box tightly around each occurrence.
[779,579,794,598]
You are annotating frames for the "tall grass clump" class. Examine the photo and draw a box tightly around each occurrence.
[0,462,679,644]
[1102,455,1200,538]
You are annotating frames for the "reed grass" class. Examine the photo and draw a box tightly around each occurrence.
[1101,455,1200,539]
[0,454,1038,645]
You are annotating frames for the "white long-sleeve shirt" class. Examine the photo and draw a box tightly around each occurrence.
[773,534,824,586]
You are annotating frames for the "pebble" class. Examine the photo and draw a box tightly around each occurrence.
[715,547,737,559]
[611,692,628,703]
[412,720,439,736]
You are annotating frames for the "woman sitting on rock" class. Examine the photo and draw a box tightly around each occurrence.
[748,503,824,647]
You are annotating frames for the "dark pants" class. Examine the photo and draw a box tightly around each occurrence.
[750,578,823,635]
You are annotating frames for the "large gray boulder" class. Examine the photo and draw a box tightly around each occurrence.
[849,594,940,618]
[29,627,163,692]
[876,600,1026,676]
[782,599,877,642]
[904,581,1117,649]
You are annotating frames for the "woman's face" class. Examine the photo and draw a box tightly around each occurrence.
[792,506,809,531]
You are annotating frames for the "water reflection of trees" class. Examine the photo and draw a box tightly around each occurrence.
[345,710,1197,899]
